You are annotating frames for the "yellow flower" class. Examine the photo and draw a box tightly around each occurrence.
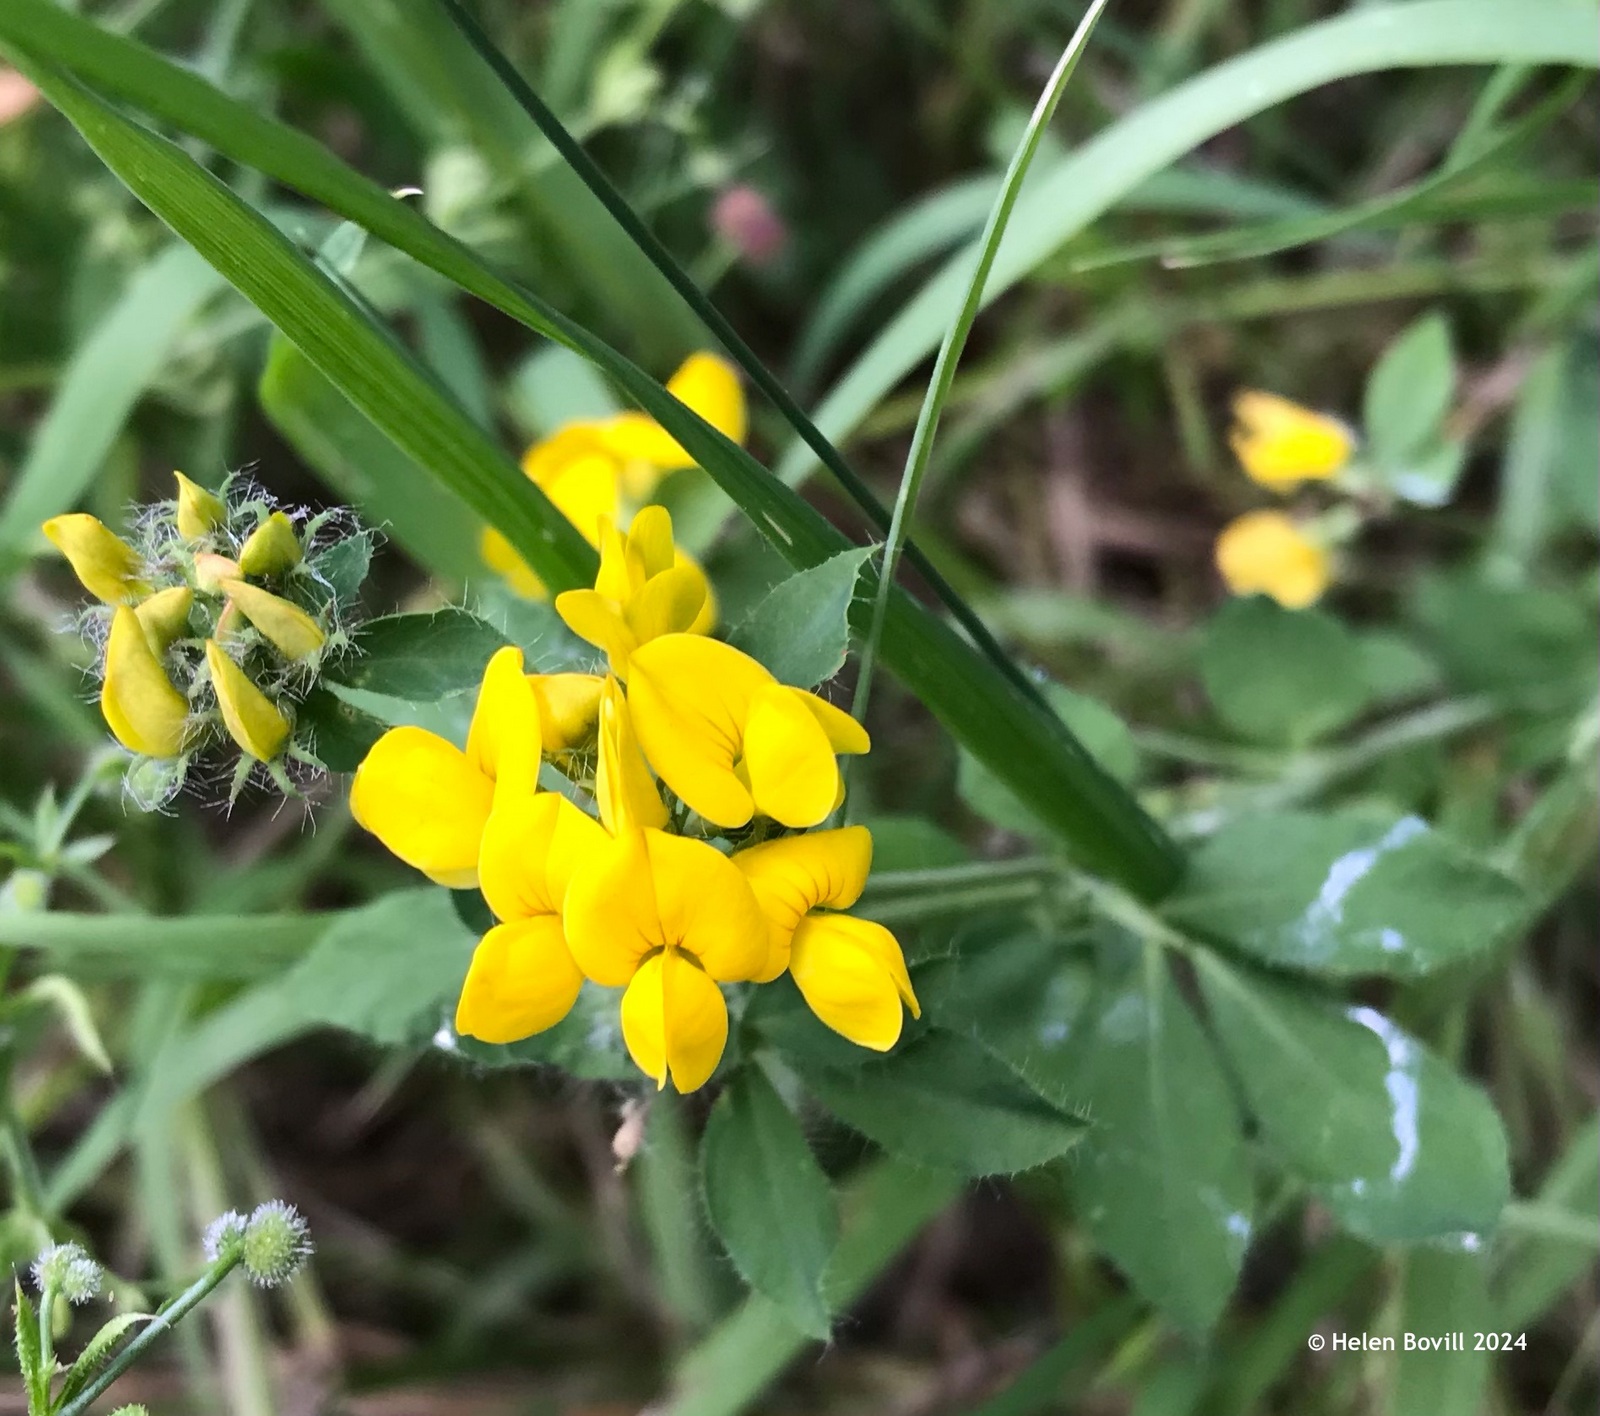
[626,635,869,830]
[173,472,226,539]
[1215,510,1331,611]
[555,507,714,676]
[733,827,919,1049]
[41,515,149,604]
[482,352,745,598]
[1230,390,1354,489]
[350,646,541,888]
[238,511,302,577]
[457,787,606,1044]
[205,641,291,760]
[133,586,194,650]
[563,828,768,1091]
[102,606,189,757]
[528,672,604,752]
[594,677,668,834]
[220,580,326,661]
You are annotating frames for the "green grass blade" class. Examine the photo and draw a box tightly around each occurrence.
[781,0,1600,481]
[852,0,1109,723]
[0,5,1180,894]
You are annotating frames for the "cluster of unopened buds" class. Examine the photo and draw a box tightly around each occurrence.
[358,473,920,1092]
[41,475,370,806]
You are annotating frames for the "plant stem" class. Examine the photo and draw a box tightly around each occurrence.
[851,0,1112,724]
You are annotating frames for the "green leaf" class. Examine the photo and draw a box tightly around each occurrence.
[1196,957,1510,1243]
[701,1069,838,1338]
[796,1030,1084,1176]
[1199,598,1370,747]
[1364,311,1456,479]
[57,1311,152,1405]
[1068,946,1252,1332]
[294,687,383,773]
[0,245,227,551]
[259,337,484,582]
[334,608,508,701]
[0,911,326,980]
[1167,810,1531,978]
[1385,1249,1490,1416]
[13,1281,43,1407]
[728,548,872,688]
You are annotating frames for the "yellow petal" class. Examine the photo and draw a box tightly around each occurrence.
[522,422,613,486]
[479,788,607,923]
[1214,510,1331,610]
[619,948,729,1093]
[624,563,708,645]
[789,913,918,1052]
[732,826,873,981]
[644,829,768,982]
[1230,390,1354,489]
[455,916,584,1043]
[791,688,871,755]
[237,511,302,577]
[742,683,842,829]
[194,552,243,593]
[465,645,542,796]
[101,606,189,757]
[545,452,622,545]
[595,677,668,834]
[676,550,719,635]
[528,673,604,751]
[602,353,747,475]
[173,471,226,539]
[350,726,494,888]
[626,635,774,828]
[563,828,662,985]
[481,527,549,600]
[626,505,677,579]
[205,640,290,760]
[41,514,148,604]
[555,588,638,677]
[133,586,194,650]
[220,579,326,660]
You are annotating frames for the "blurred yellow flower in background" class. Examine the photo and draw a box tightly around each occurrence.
[1215,509,1331,610]
[1230,390,1354,489]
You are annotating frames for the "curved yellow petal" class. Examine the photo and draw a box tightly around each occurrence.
[237,511,302,577]
[528,673,603,751]
[1230,390,1354,489]
[732,826,873,981]
[624,563,707,644]
[220,579,325,660]
[626,635,773,828]
[626,505,677,579]
[675,550,718,635]
[350,726,494,888]
[466,645,542,796]
[644,830,768,982]
[789,914,918,1052]
[1214,510,1331,611]
[545,452,622,545]
[595,678,668,834]
[173,471,226,539]
[194,552,243,594]
[590,517,638,603]
[555,589,638,676]
[619,949,730,1093]
[481,527,549,600]
[205,640,291,760]
[479,789,608,923]
[671,352,746,443]
[742,683,841,829]
[562,828,662,985]
[134,586,194,650]
[791,688,871,755]
[42,514,149,604]
[455,916,584,1044]
[522,422,613,486]
[101,606,189,758]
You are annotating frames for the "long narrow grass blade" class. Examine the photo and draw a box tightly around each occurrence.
[853,0,1110,723]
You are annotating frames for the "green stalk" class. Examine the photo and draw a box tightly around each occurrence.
[852,0,1111,722]
[431,0,1051,713]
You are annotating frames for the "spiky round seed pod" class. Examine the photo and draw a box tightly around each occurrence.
[31,1242,103,1304]
[239,1201,312,1287]
[110,1407,151,1416]
[202,1210,248,1264]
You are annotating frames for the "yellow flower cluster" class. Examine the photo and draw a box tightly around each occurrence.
[1215,391,1353,610]
[41,475,332,766]
[353,507,918,1093]
[482,352,745,600]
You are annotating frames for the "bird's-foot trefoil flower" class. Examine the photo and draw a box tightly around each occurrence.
[626,634,869,829]
[1215,509,1332,610]
[351,645,542,888]
[103,606,190,758]
[1229,390,1354,489]
[42,514,150,604]
[174,471,227,539]
[734,826,920,1049]
[595,676,668,834]
[555,506,715,677]
[563,828,768,1091]
[206,640,292,761]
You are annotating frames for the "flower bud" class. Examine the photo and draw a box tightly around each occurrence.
[134,585,194,650]
[220,580,325,661]
[238,511,302,577]
[195,552,244,593]
[173,471,227,539]
[206,641,291,760]
[41,515,149,604]
[103,607,190,758]
[239,1201,312,1287]
[31,1242,103,1304]
[202,1210,248,1263]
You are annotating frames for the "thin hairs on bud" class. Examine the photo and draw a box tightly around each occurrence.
[240,1200,313,1287]
[202,1209,248,1263]
[31,1242,104,1304]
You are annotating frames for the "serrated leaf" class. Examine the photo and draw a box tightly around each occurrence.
[795,1030,1084,1175]
[14,1281,44,1406]
[729,548,873,688]
[701,1069,837,1338]
[334,608,508,701]
[1196,956,1509,1243]
[1168,810,1532,977]
[57,1311,152,1404]
[1364,311,1455,472]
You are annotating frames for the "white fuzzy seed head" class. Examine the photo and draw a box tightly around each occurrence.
[31,1242,103,1304]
